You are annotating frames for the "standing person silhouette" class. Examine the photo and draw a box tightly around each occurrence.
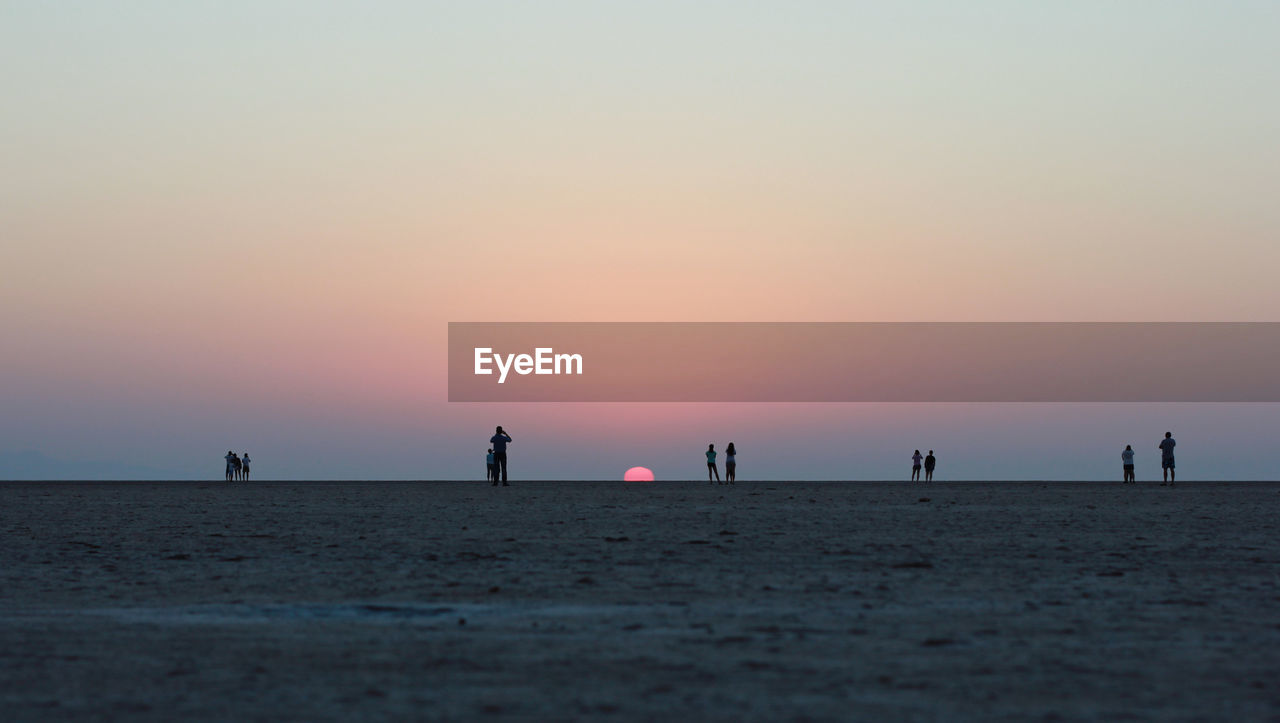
[1121,445,1135,483]
[485,448,495,482]
[706,444,720,484]
[725,443,737,484]
[232,452,243,481]
[224,450,235,481]
[923,450,936,482]
[911,450,923,482]
[241,452,251,481]
[489,426,512,486]
[1159,432,1176,486]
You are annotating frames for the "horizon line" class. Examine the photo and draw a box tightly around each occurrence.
[2,479,1276,485]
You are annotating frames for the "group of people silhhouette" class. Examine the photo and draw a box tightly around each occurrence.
[223,450,251,481]
[216,428,1183,484]
[483,428,742,485]
[905,432,1179,485]
[1122,432,1178,485]
[705,442,737,484]
[910,449,937,482]
[459,426,1183,485]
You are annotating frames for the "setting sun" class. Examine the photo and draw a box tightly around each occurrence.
[624,466,654,482]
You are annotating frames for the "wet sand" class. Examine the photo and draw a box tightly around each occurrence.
[1,481,1278,721]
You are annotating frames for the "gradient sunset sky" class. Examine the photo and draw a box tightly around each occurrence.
[3,2,1279,480]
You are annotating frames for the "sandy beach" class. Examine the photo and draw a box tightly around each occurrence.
[1,481,1278,721]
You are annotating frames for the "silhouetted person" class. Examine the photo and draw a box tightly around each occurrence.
[1159,432,1176,485]
[224,450,235,481]
[911,449,923,482]
[241,452,251,481]
[486,448,495,482]
[924,450,936,482]
[232,452,243,480]
[1122,445,1135,483]
[706,444,720,484]
[725,442,737,484]
[490,426,512,485]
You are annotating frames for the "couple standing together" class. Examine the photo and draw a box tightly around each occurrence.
[706,442,736,484]
[911,450,936,482]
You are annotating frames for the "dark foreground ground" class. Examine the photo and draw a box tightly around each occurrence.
[1,481,1278,721]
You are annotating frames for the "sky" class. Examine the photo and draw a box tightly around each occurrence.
[2,1,1279,480]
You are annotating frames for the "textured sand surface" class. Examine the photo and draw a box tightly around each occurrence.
[1,481,1278,721]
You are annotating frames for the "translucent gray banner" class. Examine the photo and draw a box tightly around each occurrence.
[448,323,1280,402]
